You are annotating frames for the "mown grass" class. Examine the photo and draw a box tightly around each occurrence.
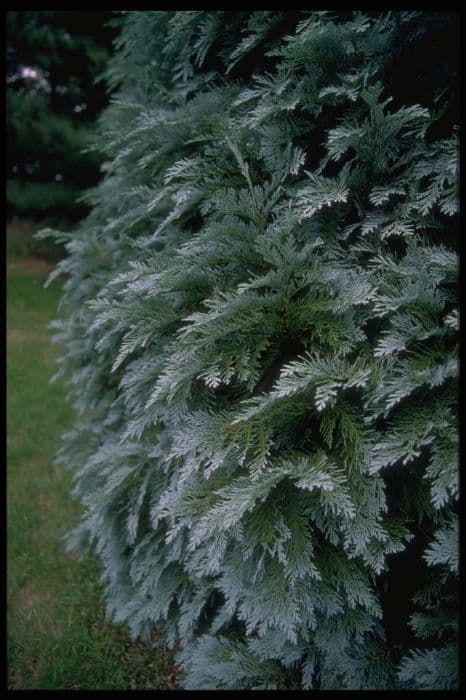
[7,253,178,690]
[6,217,66,262]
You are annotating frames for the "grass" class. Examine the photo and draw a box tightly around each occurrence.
[6,217,66,262]
[7,253,178,690]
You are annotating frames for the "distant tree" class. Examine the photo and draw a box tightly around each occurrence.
[6,11,119,223]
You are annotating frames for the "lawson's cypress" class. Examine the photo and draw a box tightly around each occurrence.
[41,11,459,689]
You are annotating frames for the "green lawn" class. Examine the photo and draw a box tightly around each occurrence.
[7,257,177,690]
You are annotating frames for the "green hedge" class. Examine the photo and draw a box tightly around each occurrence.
[43,11,458,690]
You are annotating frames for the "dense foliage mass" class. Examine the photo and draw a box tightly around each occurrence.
[43,11,458,690]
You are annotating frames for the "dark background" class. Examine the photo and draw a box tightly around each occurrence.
[6,11,119,255]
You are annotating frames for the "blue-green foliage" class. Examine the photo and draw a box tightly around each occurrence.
[41,11,458,689]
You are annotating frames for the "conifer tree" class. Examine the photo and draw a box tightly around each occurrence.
[41,11,458,690]
[7,10,117,222]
